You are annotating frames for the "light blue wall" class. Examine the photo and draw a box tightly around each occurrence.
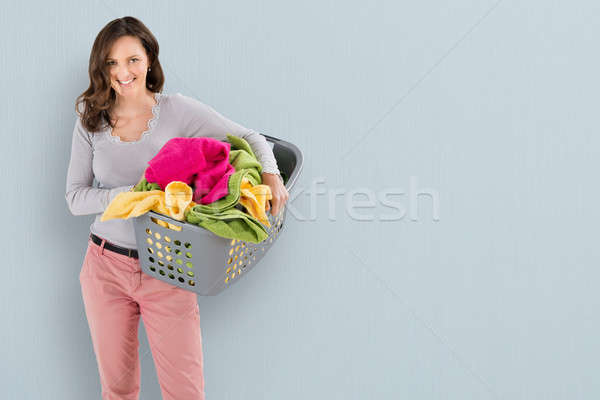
[2,0,599,399]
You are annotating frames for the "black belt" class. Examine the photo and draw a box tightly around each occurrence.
[90,233,139,259]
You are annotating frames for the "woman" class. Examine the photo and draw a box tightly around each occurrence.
[66,16,289,400]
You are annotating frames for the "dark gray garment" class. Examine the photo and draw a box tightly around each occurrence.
[65,91,281,248]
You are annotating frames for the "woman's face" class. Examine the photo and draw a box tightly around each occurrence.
[106,35,150,98]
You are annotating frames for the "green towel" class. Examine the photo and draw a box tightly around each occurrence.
[133,178,161,192]
[227,135,262,185]
[133,135,269,243]
[184,207,268,243]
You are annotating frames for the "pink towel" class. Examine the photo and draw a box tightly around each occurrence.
[144,137,235,205]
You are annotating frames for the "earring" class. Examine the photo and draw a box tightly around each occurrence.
[148,67,152,71]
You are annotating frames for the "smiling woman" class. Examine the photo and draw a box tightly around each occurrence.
[105,39,150,96]
[67,15,288,400]
[75,17,165,133]
[101,35,160,142]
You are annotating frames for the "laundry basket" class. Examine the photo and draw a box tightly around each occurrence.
[132,134,303,295]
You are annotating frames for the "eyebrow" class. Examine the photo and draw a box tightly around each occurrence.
[106,54,141,61]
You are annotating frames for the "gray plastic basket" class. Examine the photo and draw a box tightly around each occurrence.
[132,135,303,295]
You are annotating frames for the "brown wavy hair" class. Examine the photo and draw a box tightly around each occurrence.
[75,16,165,132]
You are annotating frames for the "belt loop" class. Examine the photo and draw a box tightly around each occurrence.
[99,238,106,256]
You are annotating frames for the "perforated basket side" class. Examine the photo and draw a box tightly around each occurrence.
[133,206,288,295]
[208,208,287,295]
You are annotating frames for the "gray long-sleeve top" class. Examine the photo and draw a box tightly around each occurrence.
[65,91,280,248]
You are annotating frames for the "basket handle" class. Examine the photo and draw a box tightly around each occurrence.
[262,134,304,191]
[147,211,185,231]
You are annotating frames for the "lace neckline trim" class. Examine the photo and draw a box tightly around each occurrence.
[105,92,163,144]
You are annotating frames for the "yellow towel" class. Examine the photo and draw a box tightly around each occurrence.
[101,181,194,224]
[105,179,271,228]
[239,177,272,227]
[164,181,193,220]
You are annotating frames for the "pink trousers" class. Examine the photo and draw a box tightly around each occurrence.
[79,236,205,400]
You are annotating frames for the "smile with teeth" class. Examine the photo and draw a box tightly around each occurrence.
[118,78,136,86]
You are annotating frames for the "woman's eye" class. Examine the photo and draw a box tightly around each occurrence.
[106,59,137,65]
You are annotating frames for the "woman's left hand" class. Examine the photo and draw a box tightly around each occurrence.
[261,172,289,217]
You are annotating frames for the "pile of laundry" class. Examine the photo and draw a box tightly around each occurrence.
[101,135,273,244]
